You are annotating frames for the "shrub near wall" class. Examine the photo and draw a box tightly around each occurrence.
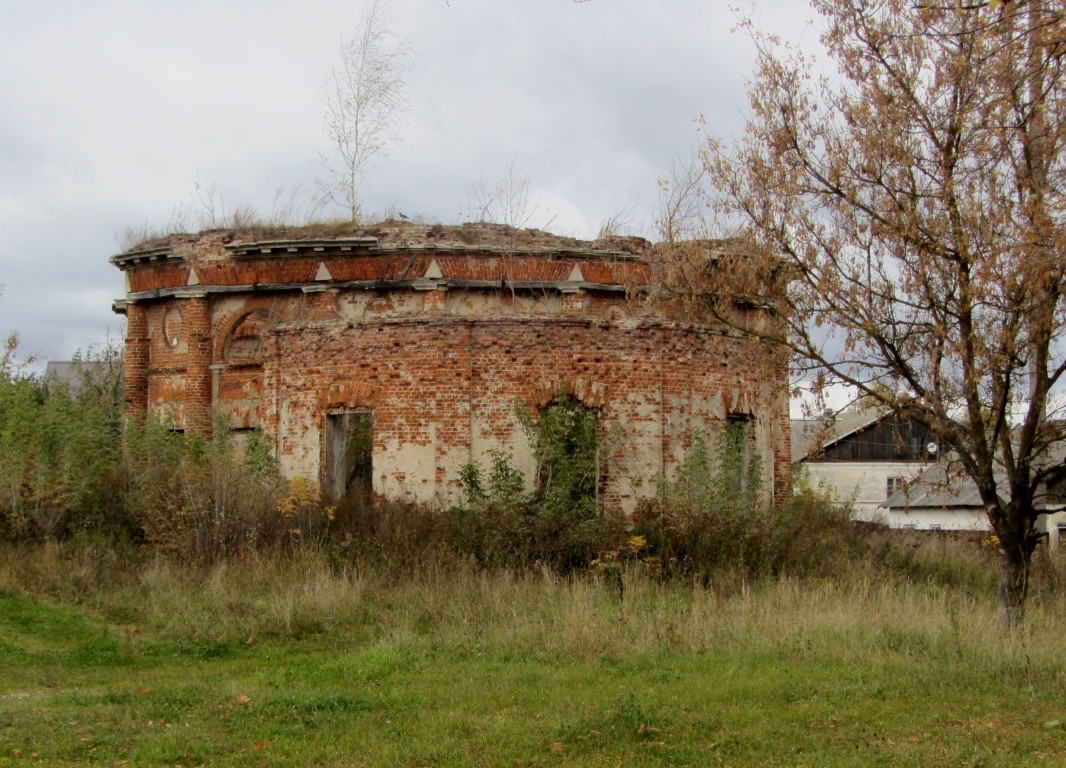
[0,335,300,560]
[631,428,895,583]
[0,343,125,540]
[451,392,626,571]
[122,417,332,563]
[397,407,857,578]
[632,426,770,579]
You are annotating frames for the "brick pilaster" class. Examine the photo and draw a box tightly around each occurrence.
[183,294,213,436]
[123,302,149,416]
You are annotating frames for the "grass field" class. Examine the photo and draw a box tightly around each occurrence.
[2,542,1065,766]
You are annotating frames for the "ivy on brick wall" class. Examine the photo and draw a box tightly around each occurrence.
[519,389,601,523]
[453,387,618,570]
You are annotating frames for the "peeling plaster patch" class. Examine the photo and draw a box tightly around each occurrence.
[615,391,664,513]
[337,292,372,321]
[279,395,320,480]
[378,436,436,503]
[472,420,536,493]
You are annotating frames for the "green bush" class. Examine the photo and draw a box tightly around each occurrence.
[519,391,600,524]
[123,415,289,562]
[0,339,126,540]
[449,392,625,572]
[632,426,770,579]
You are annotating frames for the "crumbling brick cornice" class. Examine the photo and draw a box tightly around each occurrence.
[109,244,181,270]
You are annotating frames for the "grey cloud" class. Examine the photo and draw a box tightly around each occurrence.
[0,0,814,361]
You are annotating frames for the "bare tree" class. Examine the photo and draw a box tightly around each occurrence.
[465,156,558,232]
[597,194,644,240]
[667,0,1066,623]
[654,148,710,244]
[320,0,411,222]
[461,157,562,295]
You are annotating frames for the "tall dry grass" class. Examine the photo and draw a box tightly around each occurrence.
[2,540,1063,691]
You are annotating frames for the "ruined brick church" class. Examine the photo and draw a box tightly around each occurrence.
[112,222,790,513]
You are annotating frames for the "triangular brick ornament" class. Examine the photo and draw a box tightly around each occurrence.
[424,259,443,279]
[187,268,200,286]
[315,262,333,281]
[567,264,585,282]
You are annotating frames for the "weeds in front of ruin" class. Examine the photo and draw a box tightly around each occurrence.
[449,390,624,572]
[4,354,1066,763]
[2,539,1066,766]
[0,346,1058,598]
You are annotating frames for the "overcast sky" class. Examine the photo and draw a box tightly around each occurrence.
[0,0,816,366]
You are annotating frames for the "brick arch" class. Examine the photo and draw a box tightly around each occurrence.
[219,309,270,364]
[214,301,274,363]
[317,380,383,411]
[525,378,609,412]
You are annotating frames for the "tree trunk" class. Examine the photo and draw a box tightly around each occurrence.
[998,546,1032,628]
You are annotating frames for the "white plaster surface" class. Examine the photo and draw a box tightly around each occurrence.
[866,506,991,531]
[801,461,928,513]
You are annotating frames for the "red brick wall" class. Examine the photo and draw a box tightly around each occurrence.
[116,228,792,513]
[256,312,789,512]
[123,303,149,414]
[183,295,213,435]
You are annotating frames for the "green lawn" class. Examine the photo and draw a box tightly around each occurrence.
[1,548,1065,766]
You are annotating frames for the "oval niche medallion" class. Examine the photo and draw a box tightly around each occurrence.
[162,306,184,349]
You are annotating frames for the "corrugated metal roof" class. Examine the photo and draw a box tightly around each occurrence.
[884,462,988,509]
[885,456,1066,510]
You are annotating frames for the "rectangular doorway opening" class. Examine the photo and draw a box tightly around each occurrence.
[326,411,373,504]
[724,414,754,496]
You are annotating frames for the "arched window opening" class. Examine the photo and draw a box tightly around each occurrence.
[223,310,270,364]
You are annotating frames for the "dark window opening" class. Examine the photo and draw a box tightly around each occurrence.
[326,411,373,504]
[725,414,753,493]
[529,393,601,521]
[230,426,256,449]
